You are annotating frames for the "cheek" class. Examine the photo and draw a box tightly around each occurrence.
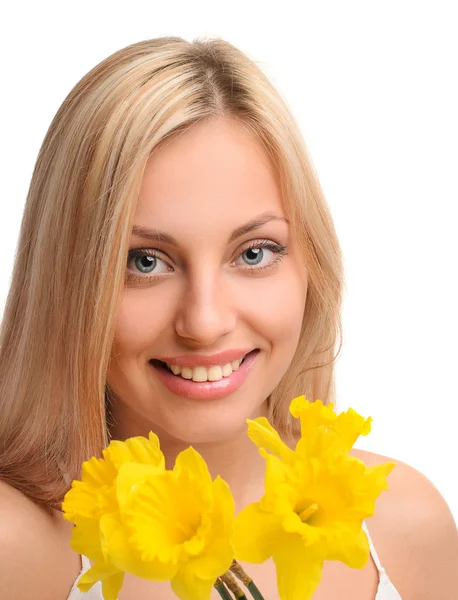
[111,289,172,358]
[241,268,307,350]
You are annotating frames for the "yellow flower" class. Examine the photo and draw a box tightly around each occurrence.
[233,397,395,600]
[290,395,372,457]
[63,434,235,600]
[62,432,165,599]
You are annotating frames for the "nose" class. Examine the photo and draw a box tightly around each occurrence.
[174,267,237,346]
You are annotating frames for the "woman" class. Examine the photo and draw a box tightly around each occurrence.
[0,37,457,600]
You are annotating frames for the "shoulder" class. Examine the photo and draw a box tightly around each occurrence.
[0,480,82,600]
[352,448,458,598]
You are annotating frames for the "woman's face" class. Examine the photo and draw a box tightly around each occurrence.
[106,117,308,445]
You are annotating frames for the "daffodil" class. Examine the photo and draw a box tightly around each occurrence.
[232,397,395,600]
[62,432,165,599]
[63,434,235,600]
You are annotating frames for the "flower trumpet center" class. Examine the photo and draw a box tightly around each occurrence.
[175,515,202,544]
[297,502,319,524]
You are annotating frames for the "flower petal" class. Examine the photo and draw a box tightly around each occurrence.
[62,456,117,522]
[330,409,372,452]
[191,537,234,580]
[171,564,215,600]
[365,462,396,492]
[233,503,282,563]
[103,432,165,471]
[211,475,235,534]
[173,447,214,522]
[174,447,213,487]
[100,512,177,580]
[184,476,234,579]
[69,518,105,563]
[259,454,295,516]
[80,455,117,487]
[116,461,164,511]
[289,396,337,438]
[273,534,324,600]
[246,417,296,462]
[101,572,125,600]
[324,526,370,568]
[295,428,343,462]
[77,562,122,594]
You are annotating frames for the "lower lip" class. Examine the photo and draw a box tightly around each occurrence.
[149,350,259,400]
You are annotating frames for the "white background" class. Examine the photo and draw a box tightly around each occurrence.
[1,2,456,521]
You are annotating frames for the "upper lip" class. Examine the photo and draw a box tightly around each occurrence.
[153,349,255,367]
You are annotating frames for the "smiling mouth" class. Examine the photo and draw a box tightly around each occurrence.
[150,351,254,383]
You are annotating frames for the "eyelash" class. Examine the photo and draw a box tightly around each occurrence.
[125,239,288,284]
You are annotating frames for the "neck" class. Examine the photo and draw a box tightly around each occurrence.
[108,404,269,513]
[162,428,267,512]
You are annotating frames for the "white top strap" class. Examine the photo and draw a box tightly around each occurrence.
[66,555,103,599]
[362,520,386,574]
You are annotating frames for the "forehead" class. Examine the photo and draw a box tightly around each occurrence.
[135,118,285,236]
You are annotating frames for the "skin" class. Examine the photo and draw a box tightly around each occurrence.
[1,117,457,600]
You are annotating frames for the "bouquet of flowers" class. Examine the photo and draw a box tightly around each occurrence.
[62,396,395,600]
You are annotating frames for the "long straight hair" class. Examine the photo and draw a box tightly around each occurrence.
[0,36,344,509]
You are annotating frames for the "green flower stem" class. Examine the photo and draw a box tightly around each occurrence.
[246,581,265,600]
[214,578,233,600]
[229,561,266,600]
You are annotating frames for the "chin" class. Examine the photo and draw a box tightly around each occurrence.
[150,398,266,449]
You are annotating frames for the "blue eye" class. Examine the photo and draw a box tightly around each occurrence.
[127,250,170,277]
[234,241,288,271]
[241,247,270,266]
[135,254,157,273]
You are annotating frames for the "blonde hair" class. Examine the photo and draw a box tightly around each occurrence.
[0,36,343,509]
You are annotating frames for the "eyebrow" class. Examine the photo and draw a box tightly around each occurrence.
[131,212,289,245]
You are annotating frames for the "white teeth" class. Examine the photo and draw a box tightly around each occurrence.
[207,365,223,381]
[192,366,208,382]
[222,363,233,377]
[164,355,249,382]
[180,366,193,380]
